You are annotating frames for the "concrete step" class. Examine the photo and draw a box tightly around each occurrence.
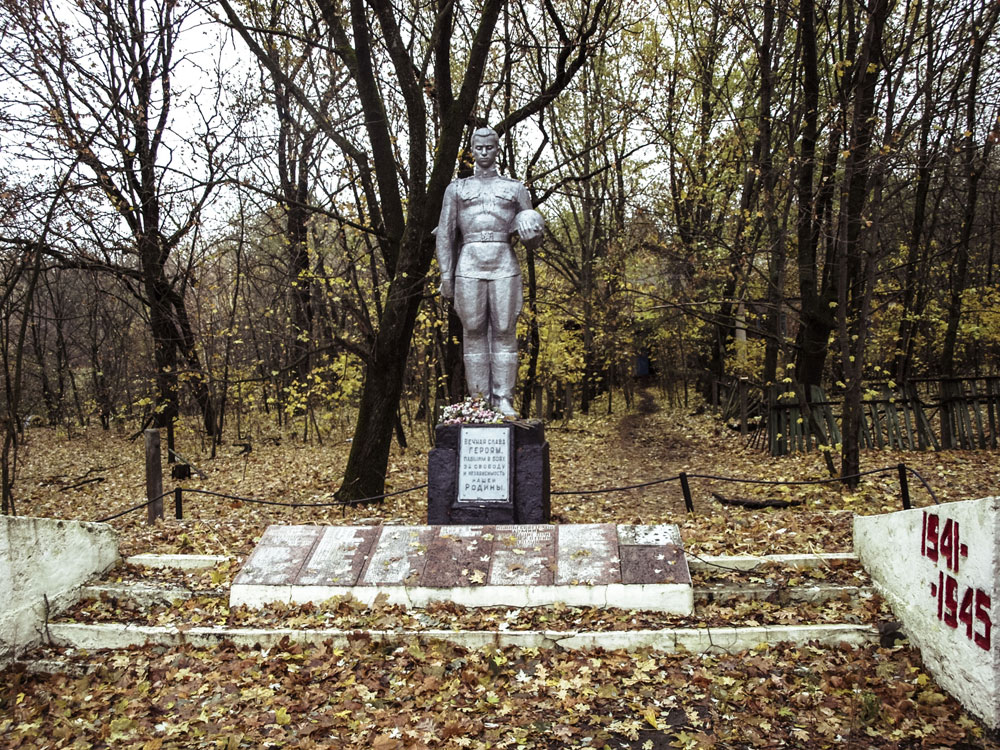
[46,621,879,654]
[124,554,230,570]
[79,582,199,607]
[688,552,857,571]
[11,656,96,677]
[40,550,880,657]
[76,579,872,610]
[694,584,873,605]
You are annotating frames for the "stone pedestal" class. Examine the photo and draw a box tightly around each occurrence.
[427,420,550,525]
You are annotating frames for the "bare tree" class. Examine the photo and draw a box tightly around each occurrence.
[0,0,236,454]
[217,0,620,500]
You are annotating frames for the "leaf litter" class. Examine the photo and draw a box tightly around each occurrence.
[4,394,1000,748]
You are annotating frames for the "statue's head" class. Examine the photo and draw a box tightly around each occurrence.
[471,126,499,147]
[470,126,499,172]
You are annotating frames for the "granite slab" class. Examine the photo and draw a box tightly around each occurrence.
[231,523,692,613]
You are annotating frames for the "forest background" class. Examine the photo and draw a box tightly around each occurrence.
[1,0,999,513]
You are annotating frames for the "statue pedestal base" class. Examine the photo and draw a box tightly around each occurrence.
[427,420,550,525]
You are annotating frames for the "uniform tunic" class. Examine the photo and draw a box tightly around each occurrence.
[436,173,534,282]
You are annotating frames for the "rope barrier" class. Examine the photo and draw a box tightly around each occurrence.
[553,466,903,496]
[903,466,940,504]
[684,466,896,486]
[183,485,428,508]
[97,463,936,524]
[95,490,173,523]
[95,483,430,523]
[552,475,682,496]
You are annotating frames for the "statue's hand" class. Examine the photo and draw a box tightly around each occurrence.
[439,277,454,300]
[515,209,544,248]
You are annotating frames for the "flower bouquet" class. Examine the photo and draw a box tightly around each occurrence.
[438,396,506,425]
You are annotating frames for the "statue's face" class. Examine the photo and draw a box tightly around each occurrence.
[472,135,498,171]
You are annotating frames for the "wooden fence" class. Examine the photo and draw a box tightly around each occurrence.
[719,377,1000,456]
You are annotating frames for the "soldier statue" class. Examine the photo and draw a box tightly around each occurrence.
[436,126,543,417]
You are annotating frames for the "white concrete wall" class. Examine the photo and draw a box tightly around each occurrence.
[854,497,1000,729]
[1,516,119,662]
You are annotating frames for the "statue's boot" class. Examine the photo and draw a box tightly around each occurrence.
[491,352,519,417]
[464,353,492,402]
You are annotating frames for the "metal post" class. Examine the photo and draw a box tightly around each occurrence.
[680,471,694,513]
[174,486,183,520]
[898,463,911,510]
[145,429,163,524]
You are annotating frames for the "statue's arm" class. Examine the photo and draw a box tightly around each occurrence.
[436,182,458,298]
[514,183,544,250]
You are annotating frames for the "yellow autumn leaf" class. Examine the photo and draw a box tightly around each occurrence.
[641,705,658,729]
[274,706,291,725]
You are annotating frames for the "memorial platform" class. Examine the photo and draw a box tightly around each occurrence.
[230,523,693,614]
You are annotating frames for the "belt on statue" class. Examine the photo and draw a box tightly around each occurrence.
[461,230,510,245]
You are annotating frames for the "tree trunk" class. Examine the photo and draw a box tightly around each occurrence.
[336,232,433,501]
[940,3,999,376]
[838,0,894,487]
[893,0,937,382]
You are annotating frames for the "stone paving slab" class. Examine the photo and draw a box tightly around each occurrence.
[231,523,693,613]
[490,525,556,586]
[124,554,230,570]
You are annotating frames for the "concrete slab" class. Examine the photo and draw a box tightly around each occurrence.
[358,526,435,585]
[296,526,379,586]
[855,497,1000,729]
[555,524,620,585]
[234,525,322,586]
[420,526,493,587]
[230,523,693,613]
[2,516,119,661]
[47,621,878,654]
[687,553,857,571]
[125,554,229,570]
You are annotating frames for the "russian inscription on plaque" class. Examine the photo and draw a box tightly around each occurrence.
[427,420,550,525]
[458,426,511,503]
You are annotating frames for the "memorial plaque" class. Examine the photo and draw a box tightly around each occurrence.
[457,426,512,504]
[555,524,621,585]
[490,525,556,585]
[359,526,435,586]
[428,420,549,525]
[420,526,494,587]
[617,525,683,548]
[233,525,322,586]
[296,526,380,586]
[620,545,688,585]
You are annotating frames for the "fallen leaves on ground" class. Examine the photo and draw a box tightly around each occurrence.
[57,584,892,633]
[6,391,1000,748]
[13,394,998,559]
[2,639,994,749]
